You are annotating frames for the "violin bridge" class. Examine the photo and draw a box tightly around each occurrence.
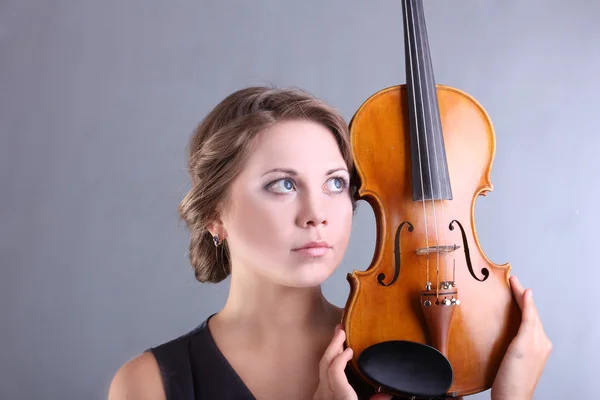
[416,244,460,255]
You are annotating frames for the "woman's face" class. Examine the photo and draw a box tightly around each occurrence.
[219,119,354,288]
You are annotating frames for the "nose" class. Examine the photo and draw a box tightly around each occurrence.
[296,192,328,228]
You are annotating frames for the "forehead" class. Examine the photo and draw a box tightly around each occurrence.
[246,119,345,170]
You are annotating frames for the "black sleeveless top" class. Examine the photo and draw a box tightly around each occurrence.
[146,314,378,399]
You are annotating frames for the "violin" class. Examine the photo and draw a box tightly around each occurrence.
[341,1,521,398]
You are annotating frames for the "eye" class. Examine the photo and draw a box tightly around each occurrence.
[326,176,348,193]
[267,178,296,193]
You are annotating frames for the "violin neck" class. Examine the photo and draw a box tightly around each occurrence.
[403,0,453,202]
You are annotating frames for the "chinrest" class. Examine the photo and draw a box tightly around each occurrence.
[357,340,453,398]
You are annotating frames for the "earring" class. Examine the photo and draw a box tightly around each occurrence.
[213,234,220,247]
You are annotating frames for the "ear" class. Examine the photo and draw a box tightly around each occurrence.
[206,220,227,240]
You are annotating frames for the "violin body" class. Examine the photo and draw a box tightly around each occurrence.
[341,2,521,398]
[342,85,521,398]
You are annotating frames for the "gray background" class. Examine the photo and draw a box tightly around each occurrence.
[1,0,597,399]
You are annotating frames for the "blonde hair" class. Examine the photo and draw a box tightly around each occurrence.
[178,86,357,283]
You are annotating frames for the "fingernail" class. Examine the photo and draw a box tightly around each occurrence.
[335,324,341,333]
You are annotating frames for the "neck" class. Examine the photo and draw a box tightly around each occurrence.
[214,262,341,337]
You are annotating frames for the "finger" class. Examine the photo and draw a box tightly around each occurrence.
[517,288,536,335]
[516,289,537,344]
[328,347,354,394]
[319,326,346,382]
[509,275,526,310]
[324,325,345,358]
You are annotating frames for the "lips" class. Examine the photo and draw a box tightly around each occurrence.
[293,241,331,250]
[292,241,331,257]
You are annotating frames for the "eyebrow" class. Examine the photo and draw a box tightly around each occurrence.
[261,167,348,177]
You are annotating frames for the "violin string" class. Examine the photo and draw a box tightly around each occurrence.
[403,0,430,286]
[410,0,440,296]
[418,0,450,286]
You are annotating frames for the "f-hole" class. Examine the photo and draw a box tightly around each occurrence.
[449,219,489,282]
[378,221,414,286]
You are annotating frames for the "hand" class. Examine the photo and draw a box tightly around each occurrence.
[313,324,392,400]
[491,275,552,400]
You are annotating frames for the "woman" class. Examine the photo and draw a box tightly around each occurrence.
[108,86,552,400]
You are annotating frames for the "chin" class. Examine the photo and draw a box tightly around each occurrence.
[278,261,337,288]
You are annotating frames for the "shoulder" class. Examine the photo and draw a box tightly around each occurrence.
[107,322,206,400]
[108,352,166,400]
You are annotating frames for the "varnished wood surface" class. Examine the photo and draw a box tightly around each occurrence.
[342,84,521,398]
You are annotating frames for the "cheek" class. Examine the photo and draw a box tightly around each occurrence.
[225,194,290,256]
[329,199,354,248]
